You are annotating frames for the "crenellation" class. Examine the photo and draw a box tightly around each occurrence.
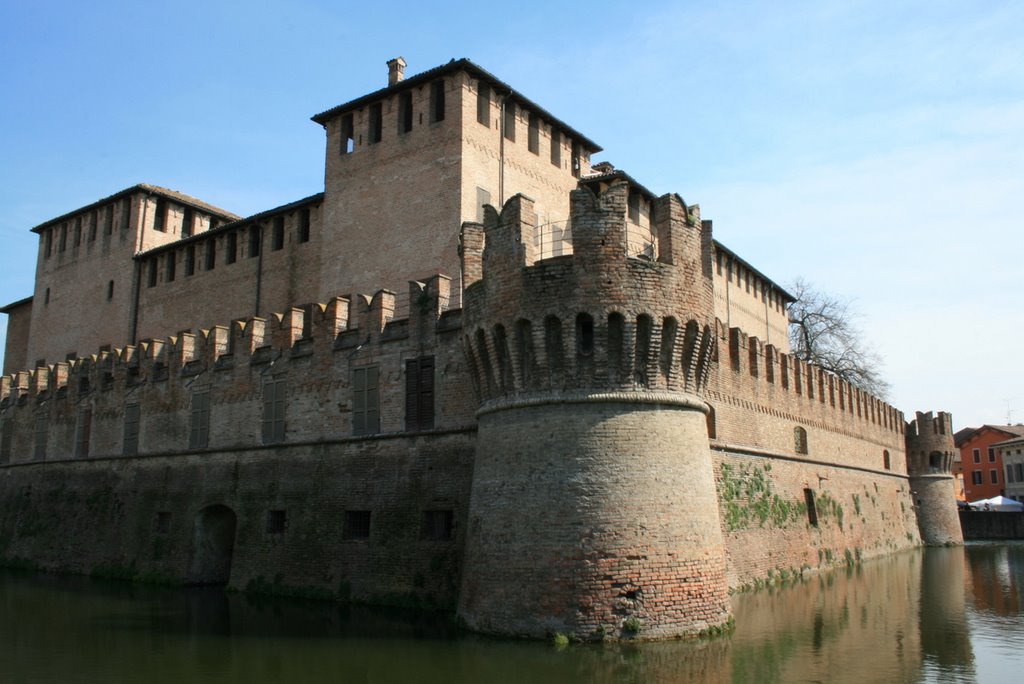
[0,56,959,642]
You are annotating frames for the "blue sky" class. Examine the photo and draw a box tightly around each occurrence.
[1,0,1021,429]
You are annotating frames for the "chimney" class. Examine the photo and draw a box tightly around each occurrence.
[387,57,407,87]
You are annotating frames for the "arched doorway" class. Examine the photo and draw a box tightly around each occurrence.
[187,504,237,585]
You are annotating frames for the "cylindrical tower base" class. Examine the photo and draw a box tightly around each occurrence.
[457,394,732,640]
[910,475,964,545]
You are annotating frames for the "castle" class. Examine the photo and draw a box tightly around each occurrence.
[0,57,961,640]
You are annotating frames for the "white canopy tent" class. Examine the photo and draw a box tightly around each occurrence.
[969,495,1024,511]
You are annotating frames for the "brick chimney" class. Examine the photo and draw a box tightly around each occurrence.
[387,57,407,87]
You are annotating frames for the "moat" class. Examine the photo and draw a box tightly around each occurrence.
[1,543,1021,683]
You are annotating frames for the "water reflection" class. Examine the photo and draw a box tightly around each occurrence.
[2,544,1024,683]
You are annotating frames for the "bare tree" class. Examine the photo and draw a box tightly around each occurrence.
[787,278,891,399]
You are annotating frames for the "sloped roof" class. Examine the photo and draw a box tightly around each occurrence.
[135,192,324,259]
[955,424,1024,447]
[31,184,241,234]
[311,58,602,153]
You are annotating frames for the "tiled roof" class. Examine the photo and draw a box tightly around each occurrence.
[135,192,324,259]
[31,184,241,234]
[311,58,602,153]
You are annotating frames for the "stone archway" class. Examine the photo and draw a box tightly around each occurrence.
[187,504,237,585]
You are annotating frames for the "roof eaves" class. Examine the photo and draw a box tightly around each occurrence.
[135,192,324,259]
[30,184,241,234]
[0,296,33,314]
[311,58,602,153]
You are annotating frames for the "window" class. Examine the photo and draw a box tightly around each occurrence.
[1016,463,1024,481]
[59,223,67,252]
[261,377,286,444]
[340,113,355,154]
[398,90,413,134]
[420,510,454,541]
[1,419,13,463]
[153,198,167,231]
[75,408,92,458]
[226,232,237,264]
[121,198,132,231]
[147,259,158,287]
[1007,464,1015,484]
[477,82,490,125]
[154,512,172,534]
[45,288,50,305]
[883,450,891,470]
[990,469,999,485]
[794,426,808,455]
[45,229,53,258]
[628,190,641,224]
[185,245,195,276]
[166,252,176,282]
[430,79,445,122]
[107,280,114,301]
[528,112,539,154]
[368,102,383,144]
[34,415,47,460]
[266,510,287,534]
[476,187,491,223]
[190,390,210,449]
[804,488,818,526]
[272,217,285,250]
[343,510,371,540]
[249,225,261,257]
[973,448,981,464]
[73,217,81,246]
[123,403,140,456]
[352,366,380,435]
[298,209,311,243]
[706,406,717,439]
[405,357,435,432]
[205,240,216,270]
[571,140,581,178]
[182,208,194,237]
[210,217,220,231]
[550,128,561,167]
[988,447,996,462]
[972,471,983,485]
[929,452,942,473]
[503,100,515,141]
[104,206,114,235]
[88,212,97,241]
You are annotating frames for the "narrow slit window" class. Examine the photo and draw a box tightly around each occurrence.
[123,403,140,456]
[477,82,490,125]
[430,80,445,122]
[166,252,176,282]
[185,245,195,276]
[341,113,355,154]
[550,129,561,167]
[205,240,216,271]
[368,102,383,144]
[261,377,286,444]
[503,101,515,141]
[226,231,237,264]
[398,90,413,134]
[190,390,211,449]
[528,112,539,154]
[249,225,261,257]
[272,217,285,250]
[298,209,311,243]
[34,415,48,460]
[804,489,819,526]
[147,259,158,288]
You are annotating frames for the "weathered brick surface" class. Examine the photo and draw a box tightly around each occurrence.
[0,59,961,641]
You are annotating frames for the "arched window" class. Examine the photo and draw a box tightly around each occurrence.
[706,406,717,439]
[883,450,891,470]
[794,426,808,455]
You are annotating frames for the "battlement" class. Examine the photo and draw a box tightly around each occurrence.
[905,410,956,476]
[460,181,718,407]
[0,274,473,464]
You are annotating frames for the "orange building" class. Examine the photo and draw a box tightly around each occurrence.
[955,424,1024,502]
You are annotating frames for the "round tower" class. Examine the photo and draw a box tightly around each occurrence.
[456,180,732,640]
[905,411,963,545]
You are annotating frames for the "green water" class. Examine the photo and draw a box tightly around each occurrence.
[1,544,1022,683]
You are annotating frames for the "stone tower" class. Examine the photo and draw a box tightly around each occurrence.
[456,180,732,640]
[905,411,964,545]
